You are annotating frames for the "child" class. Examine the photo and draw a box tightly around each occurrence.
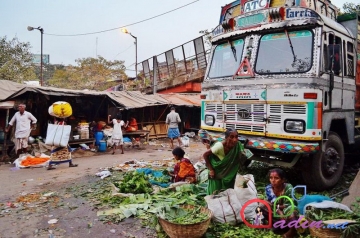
[170,147,196,183]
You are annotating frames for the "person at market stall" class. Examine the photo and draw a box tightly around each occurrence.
[170,147,196,183]
[165,107,182,149]
[198,129,214,149]
[108,114,128,155]
[262,168,299,238]
[5,103,37,157]
[47,117,78,170]
[203,128,247,195]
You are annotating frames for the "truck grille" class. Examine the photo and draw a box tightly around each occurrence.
[205,103,224,120]
[205,103,306,133]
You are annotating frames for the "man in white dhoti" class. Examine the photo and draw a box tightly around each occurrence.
[5,104,37,156]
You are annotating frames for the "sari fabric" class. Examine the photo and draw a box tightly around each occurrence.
[173,158,196,182]
[207,141,245,195]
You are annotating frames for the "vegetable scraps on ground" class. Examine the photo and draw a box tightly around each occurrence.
[64,161,358,238]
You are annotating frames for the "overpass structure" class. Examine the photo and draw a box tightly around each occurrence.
[138,35,208,94]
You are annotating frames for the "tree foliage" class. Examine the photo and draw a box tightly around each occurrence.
[47,56,127,91]
[342,2,360,14]
[0,36,36,82]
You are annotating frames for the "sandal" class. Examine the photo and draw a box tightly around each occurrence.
[69,164,78,167]
[112,152,115,155]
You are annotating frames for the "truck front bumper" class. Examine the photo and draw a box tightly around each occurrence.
[245,136,320,154]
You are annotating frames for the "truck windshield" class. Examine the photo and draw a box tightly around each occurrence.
[208,39,244,78]
[255,30,313,74]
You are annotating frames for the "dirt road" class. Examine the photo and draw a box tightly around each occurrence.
[0,140,206,238]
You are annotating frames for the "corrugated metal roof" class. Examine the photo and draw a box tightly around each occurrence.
[158,93,200,107]
[106,91,169,109]
[0,80,27,101]
[0,80,199,109]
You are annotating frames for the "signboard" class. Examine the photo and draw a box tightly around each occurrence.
[237,13,267,28]
[32,54,50,65]
[241,0,271,14]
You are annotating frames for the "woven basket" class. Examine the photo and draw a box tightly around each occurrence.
[50,147,71,161]
[307,218,342,238]
[158,205,212,238]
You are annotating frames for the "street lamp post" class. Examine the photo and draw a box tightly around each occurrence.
[121,28,138,82]
[27,26,44,86]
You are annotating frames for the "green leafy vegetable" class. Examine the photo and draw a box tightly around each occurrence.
[116,171,153,194]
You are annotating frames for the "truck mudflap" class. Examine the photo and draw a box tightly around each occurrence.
[245,136,320,153]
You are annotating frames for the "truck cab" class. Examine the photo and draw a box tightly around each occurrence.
[201,0,360,190]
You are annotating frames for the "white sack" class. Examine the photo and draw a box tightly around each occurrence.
[205,189,243,225]
[234,174,258,219]
[45,124,71,147]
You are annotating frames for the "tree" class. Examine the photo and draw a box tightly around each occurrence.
[342,2,359,14]
[0,36,36,82]
[47,56,127,91]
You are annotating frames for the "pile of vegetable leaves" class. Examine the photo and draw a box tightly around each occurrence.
[114,171,153,194]
[159,205,209,225]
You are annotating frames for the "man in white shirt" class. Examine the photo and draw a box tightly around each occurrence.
[166,107,182,149]
[5,103,37,156]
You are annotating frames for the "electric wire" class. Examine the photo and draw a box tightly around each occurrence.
[113,44,134,59]
[45,0,199,37]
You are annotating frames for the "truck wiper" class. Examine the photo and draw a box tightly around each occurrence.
[284,29,296,62]
[229,40,237,62]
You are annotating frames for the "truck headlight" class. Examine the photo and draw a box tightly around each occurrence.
[205,115,215,126]
[284,120,305,133]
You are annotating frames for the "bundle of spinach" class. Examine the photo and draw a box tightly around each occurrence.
[160,206,209,225]
[115,171,153,194]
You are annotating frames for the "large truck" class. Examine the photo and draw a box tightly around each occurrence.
[200,0,360,190]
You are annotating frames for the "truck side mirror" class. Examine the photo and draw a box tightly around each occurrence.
[329,72,334,92]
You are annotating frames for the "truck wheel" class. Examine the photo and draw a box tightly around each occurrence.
[302,132,344,191]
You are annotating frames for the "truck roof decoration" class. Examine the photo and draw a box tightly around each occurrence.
[217,0,339,37]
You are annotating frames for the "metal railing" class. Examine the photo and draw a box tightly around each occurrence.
[138,35,209,93]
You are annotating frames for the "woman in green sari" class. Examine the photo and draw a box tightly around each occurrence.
[203,128,247,195]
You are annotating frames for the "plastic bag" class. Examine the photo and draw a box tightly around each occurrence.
[96,170,112,179]
[181,136,190,147]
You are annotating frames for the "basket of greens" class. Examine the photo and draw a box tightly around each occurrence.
[158,204,212,238]
[305,207,359,238]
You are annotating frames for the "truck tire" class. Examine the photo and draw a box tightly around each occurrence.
[302,132,344,191]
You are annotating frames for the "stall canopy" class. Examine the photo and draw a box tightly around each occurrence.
[0,80,26,101]
[106,91,169,109]
[0,80,200,109]
[158,93,200,107]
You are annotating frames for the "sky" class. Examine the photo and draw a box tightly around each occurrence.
[0,0,356,76]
